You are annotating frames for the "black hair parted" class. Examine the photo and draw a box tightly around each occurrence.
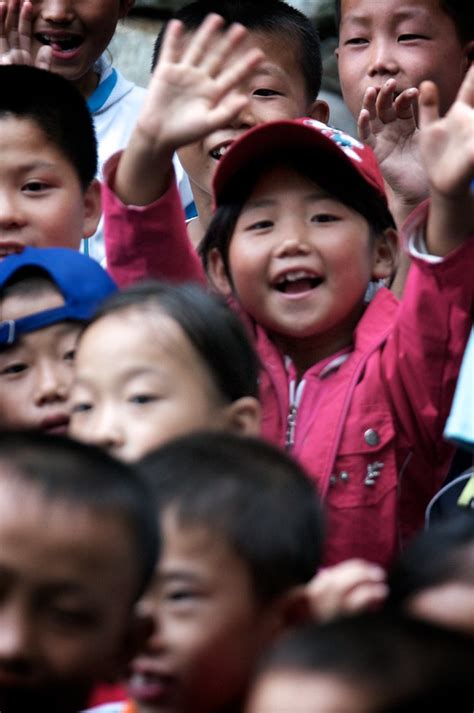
[0,65,97,189]
[153,0,322,102]
[200,151,395,283]
[91,280,260,402]
[257,613,474,711]
[335,0,473,44]
[0,432,159,601]
[139,432,324,603]
[387,514,474,608]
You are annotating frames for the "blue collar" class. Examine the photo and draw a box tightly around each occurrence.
[87,68,118,113]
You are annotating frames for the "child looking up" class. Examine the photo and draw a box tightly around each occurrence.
[69,281,261,462]
[0,246,116,432]
[104,1,329,269]
[95,431,323,713]
[0,431,158,713]
[104,39,474,568]
[0,64,101,254]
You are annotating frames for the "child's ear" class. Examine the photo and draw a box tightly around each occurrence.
[82,179,102,239]
[371,228,398,281]
[308,99,330,125]
[266,586,313,640]
[462,40,474,72]
[207,247,233,296]
[222,397,261,437]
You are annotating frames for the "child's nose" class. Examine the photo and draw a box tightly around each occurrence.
[87,406,126,453]
[367,38,400,78]
[39,0,75,23]
[0,601,35,666]
[0,193,26,231]
[274,224,312,258]
[34,361,69,406]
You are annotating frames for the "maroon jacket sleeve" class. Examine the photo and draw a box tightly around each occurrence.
[102,152,206,289]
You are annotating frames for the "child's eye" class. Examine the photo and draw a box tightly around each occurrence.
[63,349,76,362]
[49,607,98,629]
[344,37,368,46]
[246,220,274,231]
[71,402,92,414]
[311,213,339,223]
[253,88,282,97]
[165,589,200,604]
[22,180,50,193]
[0,362,28,375]
[129,394,157,405]
[398,34,428,42]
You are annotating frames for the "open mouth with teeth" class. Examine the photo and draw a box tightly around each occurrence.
[36,33,83,52]
[210,143,232,161]
[274,271,323,294]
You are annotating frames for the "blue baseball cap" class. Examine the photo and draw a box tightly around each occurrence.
[0,247,117,346]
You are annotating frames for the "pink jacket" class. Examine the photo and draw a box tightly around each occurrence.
[103,160,474,567]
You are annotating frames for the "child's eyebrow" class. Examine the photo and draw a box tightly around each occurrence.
[343,7,429,27]
[241,192,331,214]
[158,571,203,584]
[16,161,59,173]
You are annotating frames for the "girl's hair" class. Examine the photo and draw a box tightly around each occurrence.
[200,151,395,282]
[90,281,260,402]
[387,515,474,607]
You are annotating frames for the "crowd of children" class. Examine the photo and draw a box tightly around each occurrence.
[0,0,472,711]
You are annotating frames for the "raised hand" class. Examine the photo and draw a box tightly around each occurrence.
[135,13,264,153]
[419,65,474,255]
[0,0,51,68]
[358,78,429,222]
[305,559,388,622]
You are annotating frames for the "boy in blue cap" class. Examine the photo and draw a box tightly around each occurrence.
[0,246,116,432]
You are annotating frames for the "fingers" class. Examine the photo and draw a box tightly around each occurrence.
[181,12,224,66]
[0,3,8,55]
[418,80,440,129]
[201,22,247,77]
[214,46,264,99]
[456,63,474,107]
[158,19,185,67]
[35,43,52,71]
[17,0,32,54]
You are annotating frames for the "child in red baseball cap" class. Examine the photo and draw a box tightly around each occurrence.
[103,55,474,568]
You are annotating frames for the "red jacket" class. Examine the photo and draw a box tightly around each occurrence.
[103,160,474,567]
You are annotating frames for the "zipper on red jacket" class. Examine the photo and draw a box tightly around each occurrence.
[286,378,306,449]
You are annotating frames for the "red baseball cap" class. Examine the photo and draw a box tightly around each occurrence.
[212,118,390,218]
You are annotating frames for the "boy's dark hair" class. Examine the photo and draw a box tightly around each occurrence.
[139,432,324,603]
[92,280,260,401]
[0,65,97,189]
[153,0,322,102]
[257,613,474,711]
[200,151,395,282]
[0,432,158,601]
[387,514,474,607]
[335,0,474,44]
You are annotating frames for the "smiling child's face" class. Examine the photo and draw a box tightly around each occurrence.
[0,470,138,713]
[28,0,134,97]
[336,0,473,119]
[128,508,277,713]
[0,116,100,257]
[211,164,392,370]
[0,287,80,434]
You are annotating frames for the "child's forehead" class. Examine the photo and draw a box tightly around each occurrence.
[0,282,64,321]
[340,0,446,24]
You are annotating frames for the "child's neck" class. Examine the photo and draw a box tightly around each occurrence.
[271,329,356,379]
[73,70,100,100]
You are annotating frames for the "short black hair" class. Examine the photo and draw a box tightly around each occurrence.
[0,432,158,601]
[153,0,322,102]
[335,0,473,44]
[91,280,260,402]
[387,514,474,607]
[257,613,474,711]
[200,151,395,282]
[139,432,324,603]
[0,65,97,189]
